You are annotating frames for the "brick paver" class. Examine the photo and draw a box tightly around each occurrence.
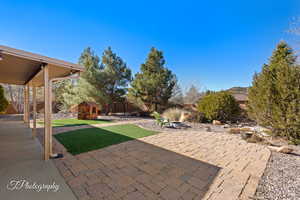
[37,123,270,200]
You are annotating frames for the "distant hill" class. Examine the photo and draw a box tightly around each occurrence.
[227,87,249,102]
[227,87,248,94]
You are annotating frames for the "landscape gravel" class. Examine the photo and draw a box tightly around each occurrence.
[255,149,300,200]
[136,120,227,133]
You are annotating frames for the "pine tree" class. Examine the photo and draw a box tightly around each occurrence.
[128,47,177,112]
[248,41,300,142]
[100,47,132,104]
[58,47,132,111]
[75,47,107,105]
[56,47,105,110]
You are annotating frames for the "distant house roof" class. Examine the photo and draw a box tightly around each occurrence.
[232,93,248,102]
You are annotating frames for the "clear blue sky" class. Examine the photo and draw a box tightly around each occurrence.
[1,1,299,91]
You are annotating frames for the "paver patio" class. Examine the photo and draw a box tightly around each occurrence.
[37,122,270,200]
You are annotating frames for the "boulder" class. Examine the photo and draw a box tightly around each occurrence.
[223,124,230,128]
[212,120,222,125]
[268,146,293,154]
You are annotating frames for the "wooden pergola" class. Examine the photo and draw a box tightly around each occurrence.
[0,45,84,160]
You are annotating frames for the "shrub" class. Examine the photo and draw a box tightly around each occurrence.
[197,91,240,122]
[0,85,8,113]
[162,108,189,122]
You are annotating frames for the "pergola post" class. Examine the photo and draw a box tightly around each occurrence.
[23,85,30,126]
[23,86,27,122]
[26,85,30,127]
[32,86,37,138]
[49,80,53,156]
[44,65,50,160]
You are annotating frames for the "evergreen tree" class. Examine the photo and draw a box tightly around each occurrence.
[58,47,132,111]
[0,85,8,112]
[77,47,106,103]
[248,41,300,142]
[128,47,177,112]
[100,47,132,104]
[58,47,106,110]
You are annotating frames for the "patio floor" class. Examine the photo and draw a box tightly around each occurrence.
[41,121,271,200]
[0,117,77,200]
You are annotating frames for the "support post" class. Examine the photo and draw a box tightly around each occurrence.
[32,86,37,138]
[26,85,30,127]
[23,86,27,122]
[49,81,53,156]
[44,65,50,160]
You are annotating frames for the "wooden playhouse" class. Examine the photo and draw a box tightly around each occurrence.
[78,102,100,120]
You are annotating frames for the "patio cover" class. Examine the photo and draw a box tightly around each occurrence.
[0,45,83,86]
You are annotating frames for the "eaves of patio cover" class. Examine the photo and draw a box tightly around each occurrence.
[0,45,84,86]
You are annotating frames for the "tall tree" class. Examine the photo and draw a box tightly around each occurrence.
[58,47,106,110]
[77,47,108,104]
[248,41,300,142]
[57,47,132,112]
[128,47,177,112]
[100,47,132,103]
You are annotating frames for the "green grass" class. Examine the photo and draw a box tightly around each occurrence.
[38,118,111,127]
[54,124,158,155]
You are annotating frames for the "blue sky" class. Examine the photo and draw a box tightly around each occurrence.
[1,1,299,91]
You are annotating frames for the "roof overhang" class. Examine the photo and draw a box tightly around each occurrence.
[0,45,84,86]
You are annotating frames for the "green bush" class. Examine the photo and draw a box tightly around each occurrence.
[197,91,240,122]
[0,85,8,113]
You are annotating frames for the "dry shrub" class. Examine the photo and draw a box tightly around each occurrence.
[162,108,190,122]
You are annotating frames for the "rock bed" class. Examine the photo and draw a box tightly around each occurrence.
[99,115,151,122]
[255,149,300,200]
[136,120,231,133]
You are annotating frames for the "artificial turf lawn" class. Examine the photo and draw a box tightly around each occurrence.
[54,124,158,155]
[38,118,111,127]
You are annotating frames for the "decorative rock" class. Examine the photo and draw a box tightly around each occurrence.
[212,120,222,125]
[241,132,253,140]
[223,124,230,128]
[277,146,293,154]
[205,126,212,132]
[268,145,293,154]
